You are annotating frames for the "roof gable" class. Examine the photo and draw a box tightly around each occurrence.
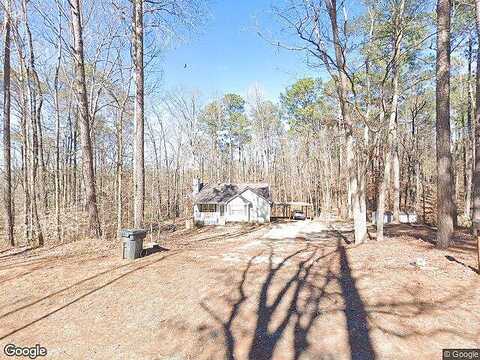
[225,187,272,205]
[194,183,271,204]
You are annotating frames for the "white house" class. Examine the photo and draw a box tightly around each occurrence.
[192,180,272,226]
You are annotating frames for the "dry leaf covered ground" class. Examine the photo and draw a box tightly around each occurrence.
[0,218,478,359]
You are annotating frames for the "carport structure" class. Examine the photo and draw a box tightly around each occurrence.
[271,201,314,219]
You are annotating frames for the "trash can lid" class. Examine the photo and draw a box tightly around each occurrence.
[120,229,147,238]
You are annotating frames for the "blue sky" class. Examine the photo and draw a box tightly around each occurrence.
[160,0,317,102]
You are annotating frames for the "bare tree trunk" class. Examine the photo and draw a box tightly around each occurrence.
[436,0,453,248]
[133,0,145,228]
[73,116,79,206]
[229,141,233,183]
[116,94,128,235]
[473,0,480,241]
[146,120,162,223]
[70,0,101,237]
[174,142,182,218]
[361,21,374,227]
[22,0,47,216]
[436,0,454,248]
[18,0,44,247]
[359,117,369,234]
[465,35,474,220]
[347,162,353,219]
[26,78,43,247]
[377,0,404,239]
[54,2,62,242]
[393,124,401,223]
[451,127,458,228]
[37,106,47,211]
[376,76,400,241]
[415,161,421,213]
[18,68,31,242]
[3,0,14,246]
[21,116,31,242]
[54,71,61,241]
[376,110,394,241]
[326,0,366,244]
[157,115,171,218]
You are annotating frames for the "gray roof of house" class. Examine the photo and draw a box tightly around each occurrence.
[194,183,271,205]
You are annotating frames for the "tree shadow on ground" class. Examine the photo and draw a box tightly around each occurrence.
[0,247,35,260]
[363,283,479,342]
[445,255,479,274]
[334,226,480,349]
[381,224,477,255]
[200,228,377,360]
[200,222,480,360]
[0,251,181,340]
[201,255,257,360]
[338,245,375,360]
[247,247,329,360]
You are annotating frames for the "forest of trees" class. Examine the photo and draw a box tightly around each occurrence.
[1,0,480,252]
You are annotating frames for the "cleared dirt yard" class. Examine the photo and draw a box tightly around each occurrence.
[0,218,479,359]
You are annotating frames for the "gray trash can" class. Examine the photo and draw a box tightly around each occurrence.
[121,229,147,260]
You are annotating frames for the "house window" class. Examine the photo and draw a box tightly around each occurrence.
[199,204,216,212]
[220,205,225,216]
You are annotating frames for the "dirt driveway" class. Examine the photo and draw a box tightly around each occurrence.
[0,219,478,359]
